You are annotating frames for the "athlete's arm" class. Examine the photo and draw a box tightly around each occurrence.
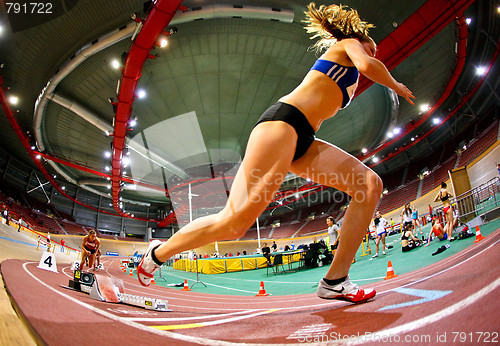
[344,39,415,104]
[434,191,441,202]
[81,235,88,253]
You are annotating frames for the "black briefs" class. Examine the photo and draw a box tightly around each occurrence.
[255,102,316,161]
[84,246,96,254]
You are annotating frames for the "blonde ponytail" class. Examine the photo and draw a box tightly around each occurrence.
[303,2,375,52]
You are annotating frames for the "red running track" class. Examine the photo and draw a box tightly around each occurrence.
[2,230,499,345]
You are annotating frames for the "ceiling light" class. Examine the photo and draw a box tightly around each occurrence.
[393,127,401,135]
[387,132,394,138]
[137,89,146,99]
[0,25,4,35]
[122,157,130,167]
[111,59,120,69]
[361,148,368,154]
[105,165,111,172]
[432,118,440,125]
[129,117,137,127]
[61,186,66,190]
[35,154,41,159]
[420,104,430,112]
[159,38,168,48]
[411,137,415,141]
[498,6,500,14]
[372,157,379,163]
[31,146,35,150]
[475,66,487,76]
[8,95,19,105]
[465,18,472,25]
[104,151,111,158]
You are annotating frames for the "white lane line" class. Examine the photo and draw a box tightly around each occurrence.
[124,309,261,322]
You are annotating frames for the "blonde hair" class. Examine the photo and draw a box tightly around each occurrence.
[303,2,375,52]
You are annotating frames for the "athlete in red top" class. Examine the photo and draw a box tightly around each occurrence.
[424,218,448,246]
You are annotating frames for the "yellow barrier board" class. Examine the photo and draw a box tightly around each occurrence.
[173,255,296,274]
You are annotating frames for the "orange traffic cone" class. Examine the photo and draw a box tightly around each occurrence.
[151,277,156,285]
[129,269,134,276]
[384,261,398,280]
[473,225,485,243]
[181,279,192,291]
[255,281,270,296]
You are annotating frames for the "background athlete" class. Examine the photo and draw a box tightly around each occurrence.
[434,182,454,240]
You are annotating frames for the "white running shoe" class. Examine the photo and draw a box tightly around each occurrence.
[317,276,376,303]
[383,251,386,255]
[137,240,162,287]
[372,253,379,258]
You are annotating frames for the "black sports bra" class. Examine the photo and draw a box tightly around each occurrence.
[440,191,449,202]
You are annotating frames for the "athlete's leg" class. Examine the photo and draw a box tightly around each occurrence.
[445,209,454,238]
[375,235,380,254]
[290,139,383,280]
[153,122,297,262]
[381,233,386,254]
[80,251,88,271]
[88,253,96,269]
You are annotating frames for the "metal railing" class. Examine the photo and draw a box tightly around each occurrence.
[435,177,500,222]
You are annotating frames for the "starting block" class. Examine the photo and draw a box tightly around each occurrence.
[64,271,170,312]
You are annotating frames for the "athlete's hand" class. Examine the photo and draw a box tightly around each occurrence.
[394,82,415,105]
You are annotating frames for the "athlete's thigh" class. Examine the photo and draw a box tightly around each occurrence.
[222,122,297,218]
[289,139,380,193]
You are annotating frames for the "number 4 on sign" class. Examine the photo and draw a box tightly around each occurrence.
[37,251,58,273]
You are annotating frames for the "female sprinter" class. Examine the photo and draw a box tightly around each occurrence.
[434,182,454,240]
[80,229,100,271]
[138,3,414,303]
